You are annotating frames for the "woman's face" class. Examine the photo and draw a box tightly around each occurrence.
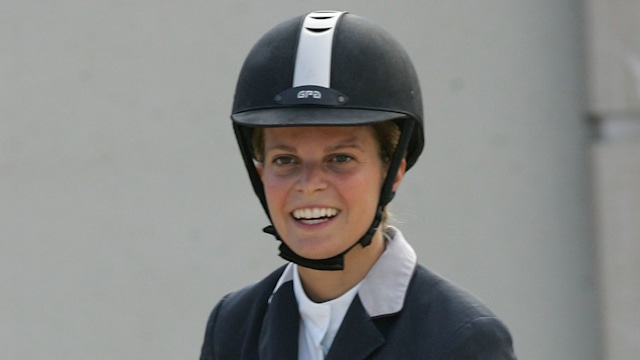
[257,125,403,260]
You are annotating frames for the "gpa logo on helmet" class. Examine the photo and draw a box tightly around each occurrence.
[297,90,322,99]
[274,86,346,105]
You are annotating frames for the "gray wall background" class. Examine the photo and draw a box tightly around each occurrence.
[1,1,600,359]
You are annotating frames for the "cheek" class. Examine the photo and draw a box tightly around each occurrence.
[339,169,384,204]
[262,173,290,207]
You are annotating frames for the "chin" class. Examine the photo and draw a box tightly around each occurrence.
[284,237,346,260]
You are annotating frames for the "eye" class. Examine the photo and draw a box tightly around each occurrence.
[273,155,297,166]
[331,154,353,163]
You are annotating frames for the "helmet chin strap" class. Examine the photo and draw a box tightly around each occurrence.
[263,207,385,271]
[261,119,414,271]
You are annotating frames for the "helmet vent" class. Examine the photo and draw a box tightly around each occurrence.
[304,27,331,33]
[310,15,334,20]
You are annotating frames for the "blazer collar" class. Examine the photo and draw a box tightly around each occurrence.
[358,226,417,317]
[259,281,299,360]
[324,294,385,359]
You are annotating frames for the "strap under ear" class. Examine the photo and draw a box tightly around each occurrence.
[379,120,413,207]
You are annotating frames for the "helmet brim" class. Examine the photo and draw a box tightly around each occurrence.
[231,107,409,127]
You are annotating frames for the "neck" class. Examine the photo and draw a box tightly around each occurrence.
[297,228,386,302]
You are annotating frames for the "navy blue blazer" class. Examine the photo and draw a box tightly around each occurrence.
[200,264,516,359]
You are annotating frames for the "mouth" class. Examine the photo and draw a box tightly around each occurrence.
[291,207,339,225]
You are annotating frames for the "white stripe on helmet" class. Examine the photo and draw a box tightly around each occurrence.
[292,11,346,88]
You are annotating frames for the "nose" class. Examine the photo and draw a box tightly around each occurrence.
[295,162,327,194]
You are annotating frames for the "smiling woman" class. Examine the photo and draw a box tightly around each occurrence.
[200,10,516,360]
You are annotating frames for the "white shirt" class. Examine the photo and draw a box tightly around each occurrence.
[293,265,361,360]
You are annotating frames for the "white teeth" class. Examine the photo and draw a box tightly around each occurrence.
[302,218,327,225]
[293,208,338,220]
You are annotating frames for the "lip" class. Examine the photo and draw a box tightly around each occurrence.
[291,215,338,231]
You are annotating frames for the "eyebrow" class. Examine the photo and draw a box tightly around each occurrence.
[264,144,296,154]
[324,136,364,152]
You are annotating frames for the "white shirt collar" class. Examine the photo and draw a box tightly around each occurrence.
[270,226,417,318]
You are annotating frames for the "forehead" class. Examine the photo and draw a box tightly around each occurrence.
[262,126,376,146]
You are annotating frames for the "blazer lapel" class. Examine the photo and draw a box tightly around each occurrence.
[259,281,299,360]
[326,295,385,360]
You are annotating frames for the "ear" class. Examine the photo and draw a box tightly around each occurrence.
[392,158,407,192]
[255,163,264,179]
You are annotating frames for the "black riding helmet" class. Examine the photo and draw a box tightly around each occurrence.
[232,10,424,270]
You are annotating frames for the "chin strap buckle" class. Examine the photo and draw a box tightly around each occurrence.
[262,225,281,240]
